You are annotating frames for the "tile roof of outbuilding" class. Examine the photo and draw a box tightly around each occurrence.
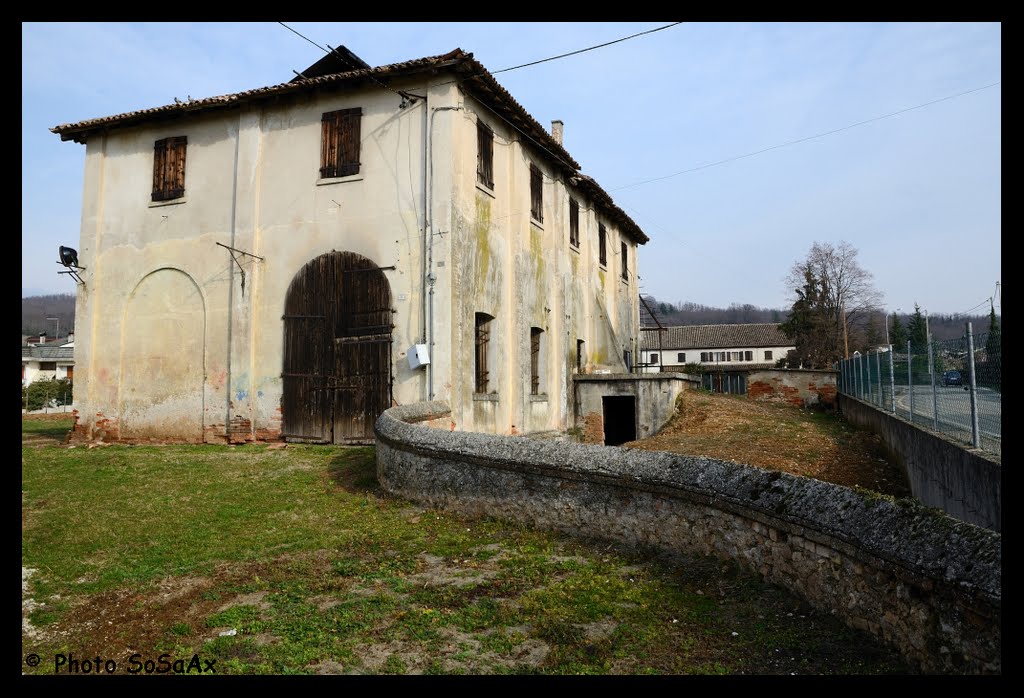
[22,346,74,360]
[640,324,794,351]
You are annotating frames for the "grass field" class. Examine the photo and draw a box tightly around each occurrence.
[22,415,910,675]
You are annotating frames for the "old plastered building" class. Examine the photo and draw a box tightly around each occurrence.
[52,47,649,444]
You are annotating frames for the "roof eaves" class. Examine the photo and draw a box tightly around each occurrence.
[50,50,472,144]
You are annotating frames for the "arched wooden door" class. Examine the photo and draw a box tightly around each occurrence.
[282,251,393,444]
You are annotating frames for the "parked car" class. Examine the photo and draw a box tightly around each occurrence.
[942,370,962,386]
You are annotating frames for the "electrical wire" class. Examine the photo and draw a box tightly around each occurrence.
[956,298,994,317]
[490,23,683,75]
[277,22,406,99]
[609,81,1001,192]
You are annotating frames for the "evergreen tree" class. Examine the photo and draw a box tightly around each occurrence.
[907,304,928,353]
[985,304,1001,363]
[889,312,907,350]
[865,314,883,349]
[779,264,829,368]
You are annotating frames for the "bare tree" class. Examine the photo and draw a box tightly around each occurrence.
[783,241,883,366]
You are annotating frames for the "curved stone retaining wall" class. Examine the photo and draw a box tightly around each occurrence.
[375,401,1001,674]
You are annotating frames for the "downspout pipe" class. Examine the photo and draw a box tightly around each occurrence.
[225,114,241,440]
[426,104,463,402]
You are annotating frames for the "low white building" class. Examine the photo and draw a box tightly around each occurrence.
[22,333,75,385]
[640,324,794,373]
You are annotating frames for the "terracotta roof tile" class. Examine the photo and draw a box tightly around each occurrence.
[640,324,793,351]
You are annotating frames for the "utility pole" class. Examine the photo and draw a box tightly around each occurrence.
[924,309,931,376]
[842,302,850,359]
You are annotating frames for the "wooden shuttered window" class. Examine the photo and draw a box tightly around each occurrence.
[152,136,187,201]
[569,198,579,247]
[320,107,362,178]
[598,223,607,266]
[477,120,494,189]
[530,164,543,223]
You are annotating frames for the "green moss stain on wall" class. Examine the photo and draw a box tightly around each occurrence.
[530,225,546,304]
[475,195,492,291]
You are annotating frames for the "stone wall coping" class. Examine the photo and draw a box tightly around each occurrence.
[572,373,699,383]
[376,401,1000,603]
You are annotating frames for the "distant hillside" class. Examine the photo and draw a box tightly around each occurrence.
[22,294,76,337]
[640,295,996,345]
[641,297,787,327]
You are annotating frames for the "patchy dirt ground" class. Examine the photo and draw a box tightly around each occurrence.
[625,391,911,498]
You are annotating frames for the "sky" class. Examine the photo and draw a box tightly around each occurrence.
[22,22,1001,317]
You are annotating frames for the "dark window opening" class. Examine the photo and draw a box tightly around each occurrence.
[577,339,585,373]
[677,353,686,363]
[650,353,659,364]
[39,362,57,371]
[598,223,607,266]
[569,198,579,247]
[621,241,629,280]
[530,327,543,395]
[602,395,637,446]
[530,163,543,223]
[765,350,773,361]
[477,120,494,189]
[475,313,492,393]
[320,107,362,178]
[152,136,186,201]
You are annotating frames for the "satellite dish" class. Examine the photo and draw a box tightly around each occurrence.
[58,246,79,268]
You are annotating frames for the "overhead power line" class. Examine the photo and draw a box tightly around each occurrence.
[610,81,1002,193]
[277,22,406,99]
[957,298,994,317]
[490,23,683,74]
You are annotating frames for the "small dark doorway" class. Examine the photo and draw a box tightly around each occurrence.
[602,395,637,446]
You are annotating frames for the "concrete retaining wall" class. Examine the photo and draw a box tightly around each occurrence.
[376,401,1001,674]
[838,394,1001,532]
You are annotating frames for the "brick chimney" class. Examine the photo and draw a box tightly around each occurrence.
[38,332,46,345]
[67,332,75,344]
[551,120,563,146]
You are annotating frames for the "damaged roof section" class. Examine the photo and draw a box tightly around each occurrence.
[51,47,647,244]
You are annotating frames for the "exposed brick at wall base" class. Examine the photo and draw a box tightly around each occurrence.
[67,412,122,443]
[582,412,604,444]
[747,369,837,409]
[376,401,1001,674]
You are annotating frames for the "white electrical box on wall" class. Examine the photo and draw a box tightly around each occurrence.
[408,344,430,369]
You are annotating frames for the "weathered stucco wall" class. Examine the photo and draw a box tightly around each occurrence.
[573,373,697,444]
[838,394,1001,532]
[747,368,838,408]
[69,70,642,444]
[376,401,1001,674]
[446,98,640,437]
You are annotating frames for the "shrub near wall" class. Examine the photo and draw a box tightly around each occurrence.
[376,401,1001,674]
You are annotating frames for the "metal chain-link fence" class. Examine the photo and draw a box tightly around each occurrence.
[836,323,1001,457]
